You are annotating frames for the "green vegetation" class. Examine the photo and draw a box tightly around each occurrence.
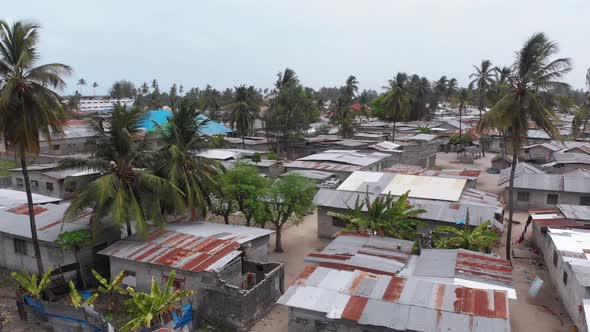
[68,280,98,308]
[433,220,500,253]
[328,191,425,240]
[0,159,17,176]
[56,229,93,288]
[228,85,262,146]
[11,269,53,299]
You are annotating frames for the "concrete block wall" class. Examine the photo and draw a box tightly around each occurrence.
[506,188,590,211]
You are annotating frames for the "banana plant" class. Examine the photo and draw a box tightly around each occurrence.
[68,280,98,308]
[433,220,500,253]
[121,270,195,332]
[92,269,128,319]
[11,269,53,299]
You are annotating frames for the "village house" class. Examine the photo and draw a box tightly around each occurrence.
[503,170,590,210]
[38,123,97,156]
[487,129,551,154]
[384,164,481,189]
[9,163,99,199]
[281,170,340,188]
[224,136,270,152]
[543,152,590,173]
[314,171,504,238]
[278,233,512,332]
[532,227,590,331]
[0,202,118,283]
[99,222,284,331]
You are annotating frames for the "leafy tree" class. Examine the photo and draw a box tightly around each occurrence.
[265,173,315,252]
[55,229,93,288]
[267,151,279,160]
[0,20,72,274]
[377,72,412,141]
[210,190,237,224]
[60,104,185,237]
[110,80,136,99]
[572,73,590,139]
[228,85,261,146]
[316,123,332,135]
[430,76,448,118]
[447,78,458,100]
[217,163,269,227]
[331,75,358,138]
[478,32,571,260]
[408,75,432,120]
[11,269,53,299]
[328,191,425,240]
[470,60,495,120]
[121,270,194,332]
[433,220,500,253]
[265,68,319,157]
[77,78,87,95]
[151,100,220,220]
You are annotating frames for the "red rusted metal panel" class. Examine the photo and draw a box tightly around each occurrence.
[341,296,368,322]
[382,276,406,302]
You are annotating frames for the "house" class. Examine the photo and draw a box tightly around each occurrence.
[491,154,516,170]
[223,159,284,178]
[224,136,270,152]
[38,123,97,156]
[533,227,590,331]
[0,188,61,208]
[99,222,284,331]
[196,148,268,161]
[72,96,134,113]
[278,234,512,332]
[0,202,118,282]
[352,132,388,142]
[543,152,590,173]
[384,165,481,189]
[367,140,438,168]
[281,170,340,188]
[557,204,590,220]
[521,142,564,163]
[497,162,545,186]
[9,163,99,199]
[314,171,504,238]
[504,170,590,210]
[283,150,397,180]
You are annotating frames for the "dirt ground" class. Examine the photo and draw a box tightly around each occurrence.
[251,152,576,332]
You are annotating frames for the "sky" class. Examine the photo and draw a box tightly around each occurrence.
[5,0,590,95]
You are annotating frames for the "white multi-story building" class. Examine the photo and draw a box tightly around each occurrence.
[75,96,135,113]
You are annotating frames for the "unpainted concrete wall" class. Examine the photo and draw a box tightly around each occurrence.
[288,307,393,332]
[505,188,590,211]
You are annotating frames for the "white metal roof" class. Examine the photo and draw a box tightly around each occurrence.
[163,222,274,244]
[0,189,61,209]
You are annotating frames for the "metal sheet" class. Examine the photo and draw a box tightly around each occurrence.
[382,174,466,201]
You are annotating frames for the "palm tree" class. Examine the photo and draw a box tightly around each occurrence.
[431,76,448,118]
[228,85,261,146]
[122,270,194,332]
[328,191,426,240]
[470,60,495,120]
[447,78,458,100]
[344,75,358,101]
[60,104,185,237]
[433,220,500,253]
[478,32,571,260]
[457,88,469,143]
[0,20,72,274]
[275,67,298,91]
[77,78,86,95]
[151,100,221,220]
[92,82,98,97]
[573,69,590,140]
[380,73,412,141]
[409,75,432,120]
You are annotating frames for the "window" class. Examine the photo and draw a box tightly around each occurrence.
[46,182,54,192]
[52,144,60,151]
[553,249,558,267]
[16,178,23,187]
[31,180,38,189]
[546,194,559,205]
[14,238,27,255]
[332,216,347,228]
[563,270,568,285]
[581,197,590,206]
[517,192,530,202]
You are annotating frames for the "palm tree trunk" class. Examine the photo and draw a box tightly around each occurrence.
[74,248,87,289]
[391,122,396,142]
[505,152,518,261]
[20,154,44,275]
[126,220,132,237]
[500,134,507,169]
[242,135,246,149]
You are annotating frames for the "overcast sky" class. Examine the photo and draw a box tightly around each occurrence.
[5,0,590,95]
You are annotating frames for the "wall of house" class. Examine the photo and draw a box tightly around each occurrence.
[522,146,552,163]
[39,137,96,156]
[545,163,590,174]
[505,188,590,211]
[243,235,271,263]
[534,231,590,330]
[11,171,64,198]
[0,233,76,273]
[109,256,284,331]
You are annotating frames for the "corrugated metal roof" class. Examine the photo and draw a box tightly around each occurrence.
[283,160,362,173]
[526,129,551,140]
[0,189,61,209]
[304,234,414,276]
[163,222,274,244]
[278,266,510,331]
[511,173,590,193]
[370,141,402,152]
[99,228,243,273]
[41,169,100,180]
[0,203,89,242]
[409,133,438,141]
[552,152,590,165]
[298,151,388,167]
[547,228,590,287]
[282,170,335,180]
[558,204,590,221]
[498,163,545,186]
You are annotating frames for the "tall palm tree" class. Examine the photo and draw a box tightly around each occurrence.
[409,75,432,120]
[274,68,298,91]
[0,20,72,274]
[92,82,98,97]
[151,100,221,220]
[494,66,512,86]
[380,72,411,141]
[228,85,261,146]
[431,76,448,118]
[478,32,571,260]
[447,78,459,100]
[60,104,185,237]
[470,59,495,120]
[77,78,86,95]
[344,75,358,101]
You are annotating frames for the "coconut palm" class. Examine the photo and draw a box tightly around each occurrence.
[456,88,470,143]
[408,75,432,120]
[92,82,98,97]
[77,78,86,95]
[430,76,448,118]
[573,69,590,139]
[227,85,261,146]
[60,104,185,236]
[379,72,412,141]
[0,20,72,274]
[447,78,459,100]
[151,100,221,220]
[122,270,194,332]
[344,75,358,101]
[478,32,571,260]
[470,60,495,120]
[328,191,426,240]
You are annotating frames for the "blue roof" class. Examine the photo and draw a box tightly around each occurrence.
[141,109,233,135]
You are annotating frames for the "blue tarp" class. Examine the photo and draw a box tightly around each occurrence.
[24,296,104,332]
[141,109,232,135]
